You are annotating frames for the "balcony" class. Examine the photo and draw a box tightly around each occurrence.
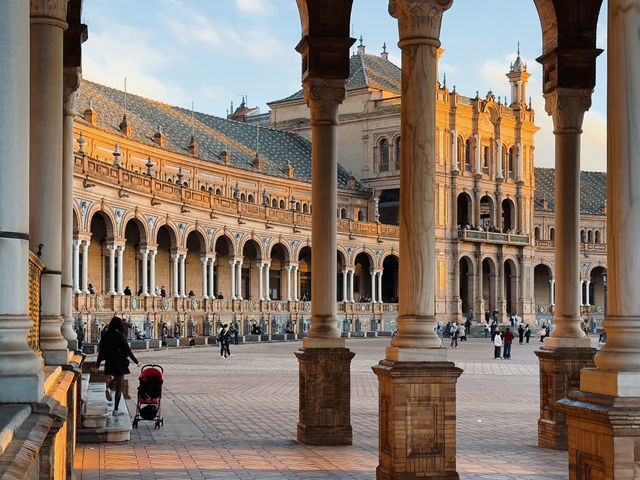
[458,229,530,246]
[535,240,607,253]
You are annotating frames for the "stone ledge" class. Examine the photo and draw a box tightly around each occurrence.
[581,368,640,397]
[0,405,31,457]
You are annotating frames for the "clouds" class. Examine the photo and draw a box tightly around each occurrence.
[235,0,273,15]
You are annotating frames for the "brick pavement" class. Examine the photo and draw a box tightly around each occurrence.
[74,337,584,479]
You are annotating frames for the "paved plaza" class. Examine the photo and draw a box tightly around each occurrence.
[74,336,590,479]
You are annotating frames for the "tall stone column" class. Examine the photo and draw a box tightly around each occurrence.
[349,269,355,302]
[370,270,377,303]
[171,252,179,298]
[264,262,271,300]
[561,5,640,476]
[585,280,590,305]
[116,245,125,295]
[200,255,208,299]
[229,259,236,300]
[536,88,596,450]
[258,263,264,301]
[372,2,461,479]
[293,264,299,301]
[208,256,215,298]
[550,278,555,306]
[342,269,348,302]
[0,0,44,402]
[107,244,116,295]
[140,248,149,296]
[377,271,383,304]
[149,249,157,296]
[179,254,186,298]
[72,240,80,293]
[235,259,243,300]
[294,72,354,445]
[30,0,70,365]
[61,108,77,350]
[81,240,89,293]
[285,265,292,301]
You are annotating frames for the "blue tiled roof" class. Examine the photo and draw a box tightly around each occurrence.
[534,167,606,215]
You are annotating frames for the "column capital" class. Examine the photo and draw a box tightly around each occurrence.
[544,88,592,133]
[389,0,453,45]
[303,77,347,125]
[30,0,69,25]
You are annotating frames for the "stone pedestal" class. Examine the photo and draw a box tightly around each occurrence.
[535,347,596,449]
[559,390,640,479]
[372,360,462,480]
[295,348,354,445]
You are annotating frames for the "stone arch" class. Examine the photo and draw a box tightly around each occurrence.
[267,241,291,264]
[378,136,390,172]
[458,255,475,315]
[87,207,117,240]
[239,236,264,262]
[501,197,516,231]
[382,253,399,303]
[121,211,150,245]
[72,204,81,235]
[457,191,473,226]
[481,256,497,315]
[534,263,553,307]
[351,246,375,268]
[479,194,494,227]
[271,198,278,208]
[154,220,179,250]
[503,257,519,315]
[213,231,236,258]
[184,228,208,254]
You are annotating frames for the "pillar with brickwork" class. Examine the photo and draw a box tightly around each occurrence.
[372,1,461,479]
[293,1,355,445]
[559,2,640,477]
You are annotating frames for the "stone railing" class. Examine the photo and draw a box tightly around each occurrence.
[374,97,401,109]
[28,251,44,353]
[75,154,399,238]
[458,229,530,246]
[535,240,607,253]
[73,293,398,317]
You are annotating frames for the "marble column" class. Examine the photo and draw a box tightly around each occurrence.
[293,264,299,301]
[294,71,354,445]
[258,263,264,301]
[535,88,596,450]
[264,262,271,300]
[550,278,555,306]
[580,281,585,306]
[171,253,179,297]
[495,139,503,179]
[116,245,125,295]
[229,259,236,300]
[377,271,383,304]
[285,265,292,301]
[372,2,461,479]
[107,245,116,295]
[81,240,90,293]
[179,254,186,298]
[140,248,149,297]
[30,0,70,365]
[585,280,591,306]
[208,256,215,298]
[342,269,348,302]
[61,108,77,350]
[149,249,157,297]
[370,271,377,303]
[560,5,640,477]
[72,240,80,293]
[0,0,44,402]
[349,269,355,303]
[201,255,208,299]
[235,259,243,300]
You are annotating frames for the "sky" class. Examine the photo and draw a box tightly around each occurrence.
[81,0,608,171]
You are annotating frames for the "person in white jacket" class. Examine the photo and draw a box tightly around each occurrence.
[493,331,503,359]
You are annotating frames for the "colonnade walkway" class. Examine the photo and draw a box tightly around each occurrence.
[74,337,594,479]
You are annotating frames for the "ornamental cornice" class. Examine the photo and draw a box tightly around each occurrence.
[544,88,592,134]
[31,0,69,23]
[302,78,347,124]
[388,0,453,44]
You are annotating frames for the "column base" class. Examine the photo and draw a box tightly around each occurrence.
[0,371,44,403]
[372,360,462,480]
[42,349,70,366]
[559,389,640,479]
[295,347,355,445]
[535,346,596,449]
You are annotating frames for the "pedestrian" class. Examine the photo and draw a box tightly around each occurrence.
[458,323,466,342]
[218,324,231,358]
[87,283,95,294]
[449,322,459,349]
[502,327,515,359]
[160,286,167,297]
[484,323,490,339]
[76,325,84,349]
[230,324,239,345]
[444,322,452,338]
[96,316,140,416]
[525,324,531,343]
[217,291,224,299]
[493,329,503,359]
[485,310,490,324]
[518,323,525,344]
[161,323,168,346]
[490,321,498,342]
[124,285,132,296]
[539,323,547,343]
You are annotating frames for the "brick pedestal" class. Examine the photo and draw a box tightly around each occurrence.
[295,348,355,445]
[535,347,596,449]
[559,390,640,479]
[372,360,462,480]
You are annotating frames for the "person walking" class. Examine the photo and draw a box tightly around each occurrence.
[484,323,490,339]
[230,324,239,345]
[518,323,525,344]
[502,327,515,359]
[449,322,459,349]
[458,323,466,342]
[96,316,140,416]
[493,330,503,359]
[218,324,231,358]
[539,322,547,343]
[525,324,531,343]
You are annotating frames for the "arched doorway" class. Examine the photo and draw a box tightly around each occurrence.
[354,252,373,301]
[504,259,518,315]
[185,230,207,297]
[459,256,474,316]
[123,219,144,295]
[502,198,515,231]
[534,264,553,310]
[87,211,113,294]
[482,258,496,318]
[298,246,311,301]
[382,255,399,303]
[269,243,289,300]
[213,235,234,299]
[337,250,346,302]
[479,195,493,228]
[156,225,179,297]
[241,239,262,300]
[457,192,472,227]
[590,266,607,317]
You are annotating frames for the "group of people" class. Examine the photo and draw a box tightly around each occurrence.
[216,323,238,358]
[458,224,524,235]
[493,327,515,359]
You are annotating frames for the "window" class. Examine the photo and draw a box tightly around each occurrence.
[508,147,515,179]
[247,194,254,203]
[550,228,555,241]
[357,210,364,221]
[482,146,490,174]
[279,199,285,209]
[272,198,277,208]
[580,230,585,243]
[394,137,401,170]
[295,202,301,212]
[535,226,540,240]
[215,188,221,195]
[465,139,472,172]
[595,230,601,243]
[587,230,593,243]
[208,187,213,193]
[341,208,347,219]
[200,185,206,191]
[379,138,389,172]
[302,203,308,213]
[240,193,246,202]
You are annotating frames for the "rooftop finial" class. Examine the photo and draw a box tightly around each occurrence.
[443,73,447,88]
[382,42,387,53]
[517,41,520,57]
[359,35,363,46]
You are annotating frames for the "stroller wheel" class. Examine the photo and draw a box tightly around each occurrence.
[132,420,138,429]
[155,420,160,429]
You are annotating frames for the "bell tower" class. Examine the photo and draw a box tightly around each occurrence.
[506,43,530,108]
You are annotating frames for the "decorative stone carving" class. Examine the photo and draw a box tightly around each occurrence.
[543,88,592,133]
[76,198,92,230]
[113,207,126,234]
[30,0,69,22]
[388,0,453,43]
[145,215,158,237]
[302,78,347,124]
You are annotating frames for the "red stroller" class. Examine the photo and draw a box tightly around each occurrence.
[132,364,164,429]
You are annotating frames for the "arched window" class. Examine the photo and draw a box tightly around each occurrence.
[587,230,593,243]
[508,147,515,179]
[183,182,189,188]
[247,194,254,203]
[208,187,213,193]
[357,210,364,221]
[482,146,490,173]
[534,226,540,240]
[279,199,285,209]
[215,188,221,195]
[302,203,308,213]
[464,139,472,172]
[272,198,277,208]
[200,185,206,191]
[379,138,389,172]
[240,193,246,202]
[595,230,601,243]
[580,230,586,243]
[340,208,347,219]
[295,202,301,212]
[550,227,555,242]
[394,137,401,170]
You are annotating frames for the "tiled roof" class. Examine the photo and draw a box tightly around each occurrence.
[270,52,401,104]
[76,80,367,191]
[534,167,607,215]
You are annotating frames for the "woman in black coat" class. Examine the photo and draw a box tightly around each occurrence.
[96,316,140,415]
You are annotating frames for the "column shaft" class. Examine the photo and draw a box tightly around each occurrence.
[264,263,270,300]
[81,240,89,293]
[258,264,264,301]
[370,271,377,303]
[349,270,355,303]
[293,265,299,301]
[107,245,116,295]
[229,260,236,300]
[149,250,157,296]
[171,254,179,297]
[141,249,149,296]
[179,254,186,297]
[0,0,44,401]
[236,260,243,300]
[208,256,215,298]
[286,266,292,301]
[72,240,80,292]
[377,271,383,303]
[342,270,348,302]
[117,246,124,295]
[201,256,208,299]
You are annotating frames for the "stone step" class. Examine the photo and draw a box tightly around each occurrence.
[78,382,132,443]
